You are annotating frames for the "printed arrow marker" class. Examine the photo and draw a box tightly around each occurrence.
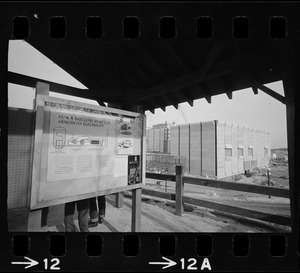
[11,256,39,269]
[149,256,177,269]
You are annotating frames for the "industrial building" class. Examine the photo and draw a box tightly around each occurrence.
[146,121,271,178]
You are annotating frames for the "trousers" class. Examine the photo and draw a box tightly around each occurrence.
[64,199,90,232]
[89,196,106,222]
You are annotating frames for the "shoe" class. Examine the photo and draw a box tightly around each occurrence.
[99,218,104,224]
[88,221,98,228]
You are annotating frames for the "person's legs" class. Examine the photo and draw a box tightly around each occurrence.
[64,202,77,232]
[89,197,99,222]
[97,196,106,223]
[77,199,90,232]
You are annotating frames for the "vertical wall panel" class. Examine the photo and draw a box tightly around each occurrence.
[257,131,262,167]
[232,124,238,174]
[180,124,190,172]
[148,129,154,152]
[216,121,225,178]
[190,123,201,175]
[224,123,232,176]
[170,126,179,156]
[201,121,216,177]
[237,126,244,173]
[243,128,249,159]
[253,129,257,160]
[146,129,150,152]
[8,108,34,209]
[159,128,164,153]
[153,128,160,152]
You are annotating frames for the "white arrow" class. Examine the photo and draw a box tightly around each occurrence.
[11,256,39,269]
[149,256,177,269]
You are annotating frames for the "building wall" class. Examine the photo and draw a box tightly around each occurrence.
[190,122,202,175]
[216,123,271,178]
[202,121,216,177]
[147,120,271,179]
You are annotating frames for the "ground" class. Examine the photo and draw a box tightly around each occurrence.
[7,151,291,233]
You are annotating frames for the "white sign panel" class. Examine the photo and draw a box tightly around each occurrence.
[47,105,116,182]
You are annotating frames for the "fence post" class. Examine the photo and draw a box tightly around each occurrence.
[175,165,184,216]
[115,192,124,208]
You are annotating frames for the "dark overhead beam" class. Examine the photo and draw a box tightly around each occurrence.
[226,92,233,100]
[132,42,225,102]
[231,70,286,104]
[205,96,212,104]
[28,41,114,89]
[152,97,166,112]
[145,108,155,114]
[252,86,258,95]
[148,97,163,111]
[8,71,142,99]
[164,93,179,109]
[96,100,106,107]
[158,93,173,109]
[147,96,166,112]
[175,89,194,107]
[131,42,275,103]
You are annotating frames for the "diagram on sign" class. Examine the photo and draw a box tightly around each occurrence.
[53,127,108,149]
[117,117,134,154]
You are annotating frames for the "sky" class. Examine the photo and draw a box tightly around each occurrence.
[8,40,287,149]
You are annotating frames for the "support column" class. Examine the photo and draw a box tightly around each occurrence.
[130,104,143,232]
[175,165,184,216]
[108,103,125,208]
[282,42,298,233]
[131,188,141,232]
[27,82,50,231]
[0,38,8,235]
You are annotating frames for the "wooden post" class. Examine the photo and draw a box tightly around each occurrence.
[131,104,143,232]
[27,209,43,232]
[115,192,124,208]
[0,38,8,235]
[175,165,184,216]
[27,82,50,231]
[108,103,125,209]
[281,42,297,233]
[267,168,271,199]
[131,188,141,232]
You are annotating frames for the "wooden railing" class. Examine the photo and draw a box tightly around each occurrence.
[145,166,291,227]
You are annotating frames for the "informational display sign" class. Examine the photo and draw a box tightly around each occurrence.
[29,95,145,209]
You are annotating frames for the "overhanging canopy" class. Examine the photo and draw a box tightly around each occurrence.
[6,2,297,112]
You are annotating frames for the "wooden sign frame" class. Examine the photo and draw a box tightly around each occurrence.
[29,95,145,210]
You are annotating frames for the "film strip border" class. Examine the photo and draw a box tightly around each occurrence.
[1,2,300,41]
[1,2,299,272]
[11,16,288,40]
[3,233,297,271]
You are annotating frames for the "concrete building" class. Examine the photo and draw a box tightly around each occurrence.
[146,120,271,178]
